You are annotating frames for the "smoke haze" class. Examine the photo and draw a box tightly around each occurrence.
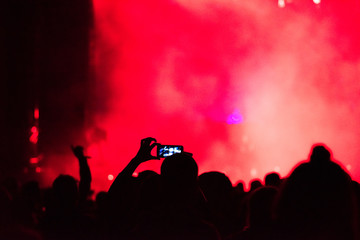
[80,0,360,191]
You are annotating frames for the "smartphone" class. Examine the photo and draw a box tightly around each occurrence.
[157,145,184,158]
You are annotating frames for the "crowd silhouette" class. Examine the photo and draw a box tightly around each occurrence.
[0,137,359,240]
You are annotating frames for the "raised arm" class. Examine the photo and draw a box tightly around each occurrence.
[71,145,92,203]
[108,137,159,195]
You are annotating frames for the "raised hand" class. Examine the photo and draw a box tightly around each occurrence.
[108,137,160,195]
[71,145,89,159]
[70,145,92,202]
[134,137,160,163]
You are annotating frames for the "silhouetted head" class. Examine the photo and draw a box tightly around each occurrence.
[250,179,262,192]
[265,172,281,187]
[309,144,331,164]
[95,191,108,205]
[52,174,78,208]
[160,153,201,206]
[235,181,245,193]
[199,171,232,203]
[276,158,356,239]
[95,191,108,214]
[161,153,198,188]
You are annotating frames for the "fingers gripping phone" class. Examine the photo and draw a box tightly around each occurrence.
[157,145,183,158]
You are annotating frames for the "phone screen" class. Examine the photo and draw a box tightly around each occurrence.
[157,145,183,158]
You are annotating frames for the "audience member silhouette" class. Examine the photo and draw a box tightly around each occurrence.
[137,170,162,215]
[40,145,94,240]
[199,171,239,238]
[229,186,278,240]
[2,139,360,240]
[264,172,281,188]
[105,138,161,238]
[249,179,262,192]
[235,182,245,194]
[138,152,220,240]
[107,137,220,240]
[233,181,248,234]
[275,144,357,240]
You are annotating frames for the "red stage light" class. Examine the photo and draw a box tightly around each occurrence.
[30,126,39,144]
[30,157,39,164]
[34,108,39,120]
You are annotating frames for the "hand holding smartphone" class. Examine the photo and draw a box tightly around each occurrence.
[157,145,184,158]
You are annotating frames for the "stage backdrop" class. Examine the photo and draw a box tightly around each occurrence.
[69,0,360,192]
[36,0,360,193]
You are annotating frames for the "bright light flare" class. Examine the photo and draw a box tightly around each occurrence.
[313,0,321,4]
[107,174,114,181]
[278,0,285,8]
[250,168,258,177]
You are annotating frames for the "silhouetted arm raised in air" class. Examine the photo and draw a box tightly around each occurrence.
[108,137,160,195]
[71,145,92,203]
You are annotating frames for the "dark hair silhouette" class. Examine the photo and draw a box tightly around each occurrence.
[265,172,281,187]
[161,153,198,188]
[40,146,94,240]
[4,136,359,240]
[309,144,331,164]
[52,174,78,208]
[199,171,238,238]
[136,151,220,240]
[235,182,245,193]
[275,144,357,240]
[249,179,262,192]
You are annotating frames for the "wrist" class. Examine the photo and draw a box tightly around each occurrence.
[77,156,87,161]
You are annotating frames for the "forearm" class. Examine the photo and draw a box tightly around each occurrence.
[108,156,141,195]
[78,157,91,201]
[107,137,159,195]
